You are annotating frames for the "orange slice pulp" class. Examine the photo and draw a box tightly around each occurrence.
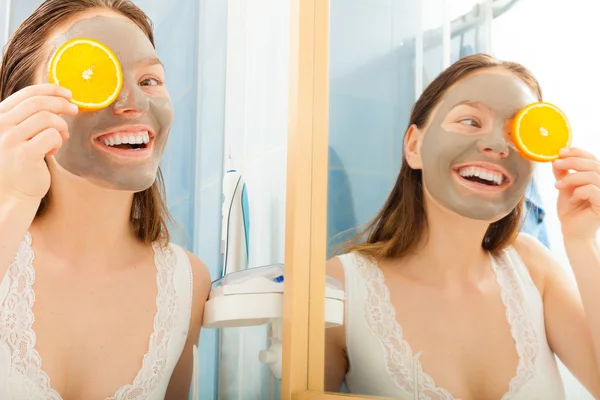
[511,102,572,162]
[47,37,123,111]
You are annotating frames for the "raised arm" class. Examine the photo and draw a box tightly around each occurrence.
[521,146,600,396]
[0,84,77,276]
[515,233,600,396]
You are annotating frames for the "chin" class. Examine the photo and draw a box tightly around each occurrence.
[83,175,157,193]
[452,204,517,225]
[424,190,513,222]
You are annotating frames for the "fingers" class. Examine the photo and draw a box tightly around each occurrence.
[552,162,569,181]
[553,156,600,174]
[553,147,600,182]
[24,128,63,157]
[0,85,76,147]
[559,146,596,160]
[0,95,78,130]
[556,171,600,190]
[554,147,600,211]
[8,110,70,142]
[571,184,600,207]
[0,84,72,114]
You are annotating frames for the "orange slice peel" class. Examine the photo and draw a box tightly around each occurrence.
[511,102,572,162]
[47,37,123,111]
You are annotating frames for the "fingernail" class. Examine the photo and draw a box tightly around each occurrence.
[559,148,569,155]
[61,88,72,98]
[554,159,564,165]
[69,103,79,112]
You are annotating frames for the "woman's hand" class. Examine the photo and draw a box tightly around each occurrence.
[554,146,600,241]
[0,84,78,205]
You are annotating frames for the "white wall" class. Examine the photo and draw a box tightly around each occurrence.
[494,1,600,398]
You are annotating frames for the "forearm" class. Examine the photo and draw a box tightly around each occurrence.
[565,237,600,368]
[0,197,38,278]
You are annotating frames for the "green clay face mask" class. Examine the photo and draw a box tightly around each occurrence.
[419,72,536,221]
[46,16,174,192]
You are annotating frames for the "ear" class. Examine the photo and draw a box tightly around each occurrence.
[404,124,424,169]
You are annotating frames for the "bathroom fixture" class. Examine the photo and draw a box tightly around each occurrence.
[202,264,345,378]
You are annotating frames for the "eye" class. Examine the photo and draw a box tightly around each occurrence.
[458,118,480,128]
[139,77,163,87]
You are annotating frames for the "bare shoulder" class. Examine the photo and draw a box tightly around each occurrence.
[512,232,564,297]
[164,249,212,397]
[326,255,346,285]
[183,249,212,304]
[325,254,350,391]
[181,249,211,338]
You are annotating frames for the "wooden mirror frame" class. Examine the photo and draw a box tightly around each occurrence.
[280,1,395,399]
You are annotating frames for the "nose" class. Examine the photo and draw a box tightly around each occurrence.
[111,78,149,117]
[477,119,510,159]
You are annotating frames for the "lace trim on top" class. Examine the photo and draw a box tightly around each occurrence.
[0,232,178,400]
[492,249,539,397]
[353,250,538,400]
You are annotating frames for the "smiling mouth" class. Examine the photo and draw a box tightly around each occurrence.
[454,165,510,188]
[96,131,152,151]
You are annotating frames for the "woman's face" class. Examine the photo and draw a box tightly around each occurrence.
[36,10,174,192]
[417,69,536,222]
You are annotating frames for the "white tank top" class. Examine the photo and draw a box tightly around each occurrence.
[338,247,565,399]
[0,232,193,400]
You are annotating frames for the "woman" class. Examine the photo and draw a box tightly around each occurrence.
[325,54,600,399]
[0,0,210,399]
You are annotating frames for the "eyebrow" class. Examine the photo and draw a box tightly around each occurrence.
[451,101,485,109]
[138,56,165,71]
[451,101,520,120]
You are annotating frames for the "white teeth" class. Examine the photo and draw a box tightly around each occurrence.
[99,131,151,148]
[458,166,504,185]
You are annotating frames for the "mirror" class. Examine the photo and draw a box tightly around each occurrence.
[314,0,600,399]
[323,2,499,397]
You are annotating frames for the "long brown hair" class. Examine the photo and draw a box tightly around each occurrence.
[347,54,542,259]
[0,0,172,244]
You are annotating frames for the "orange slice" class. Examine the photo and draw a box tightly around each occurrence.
[47,37,123,111]
[511,102,572,162]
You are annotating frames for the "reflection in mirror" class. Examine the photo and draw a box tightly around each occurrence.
[323,1,600,400]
